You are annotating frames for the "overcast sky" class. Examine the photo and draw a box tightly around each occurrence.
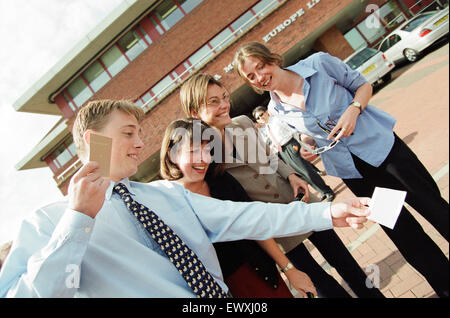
[0,0,124,245]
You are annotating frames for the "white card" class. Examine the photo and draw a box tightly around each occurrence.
[368,187,407,229]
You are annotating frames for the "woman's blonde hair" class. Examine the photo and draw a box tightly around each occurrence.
[233,42,283,94]
[72,99,145,160]
[179,73,225,117]
[160,118,221,180]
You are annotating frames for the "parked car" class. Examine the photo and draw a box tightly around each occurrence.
[378,7,449,63]
[343,47,395,85]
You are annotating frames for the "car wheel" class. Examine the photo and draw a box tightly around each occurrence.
[404,48,419,62]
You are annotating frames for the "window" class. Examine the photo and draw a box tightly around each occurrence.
[187,45,214,69]
[230,11,255,34]
[209,28,234,52]
[100,45,128,77]
[66,77,93,107]
[356,14,387,43]
[344,28,367,51]
[117,29,148,61]
[346,47,379,70]
[402,12,435,31]
[378,1,406,29]
[152,75,176,100]
[154,0,184,30]
[380,34,402,52]
[83,61,110,92]
[49,138,76,169]
[179,0,203,14]
[62,92,77,111]
[252,0,280,17]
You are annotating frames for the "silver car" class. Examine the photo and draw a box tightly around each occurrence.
[344,47,395,85]
[378,7,449,63]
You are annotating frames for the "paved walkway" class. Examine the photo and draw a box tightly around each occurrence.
[290,41,449,298]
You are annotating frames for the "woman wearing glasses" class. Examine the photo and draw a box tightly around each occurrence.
[180,73,384,298]
[233,42,449,298]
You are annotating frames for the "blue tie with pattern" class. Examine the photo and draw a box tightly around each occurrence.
[113,183,228,298]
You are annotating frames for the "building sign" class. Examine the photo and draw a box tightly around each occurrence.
[263,0,321,42]
[224,0,321,73]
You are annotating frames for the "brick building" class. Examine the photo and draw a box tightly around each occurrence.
[13,0,446,194]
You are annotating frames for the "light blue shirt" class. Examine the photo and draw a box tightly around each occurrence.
[0,178,332,298]
[268,52,397,179]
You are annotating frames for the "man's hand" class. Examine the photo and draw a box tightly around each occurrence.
[330,197,371,229]
[287,173,310,202]
[299,135,318,162]
[68,161,110,218]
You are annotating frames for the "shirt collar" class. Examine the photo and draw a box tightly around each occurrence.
[270,62,317,114]
[106,178,136,200]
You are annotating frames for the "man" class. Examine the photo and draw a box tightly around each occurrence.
[252,105,335,202]
[0,100,370,298]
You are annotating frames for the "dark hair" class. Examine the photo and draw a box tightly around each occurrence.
[252,105,267,121]
[160,118,222,180]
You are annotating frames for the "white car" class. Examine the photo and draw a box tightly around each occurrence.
[378,7,449,63]
[344,47,395,85]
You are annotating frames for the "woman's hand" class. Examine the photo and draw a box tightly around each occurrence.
[328,106,360,141]
[284,267,317,298]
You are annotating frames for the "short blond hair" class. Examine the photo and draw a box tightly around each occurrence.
[233,42,283,94]
[72,99,145,160]
[179,73,225,117]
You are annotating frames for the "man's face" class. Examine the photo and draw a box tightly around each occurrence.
[94,110,144,182]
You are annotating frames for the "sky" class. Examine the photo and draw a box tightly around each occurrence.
[0,0,124,245]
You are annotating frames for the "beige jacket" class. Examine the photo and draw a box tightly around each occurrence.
[222,115,315,253]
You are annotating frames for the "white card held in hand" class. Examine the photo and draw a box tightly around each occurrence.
[368,187,407,229]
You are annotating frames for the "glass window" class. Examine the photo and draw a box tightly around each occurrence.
[66,77,93,107]
[154,0,184,30]
[117,29,148,61]
[137,25,152,45]
[230,11,255,34]
[52,139,75,168]
[152,75,176,100]
[100,45,128,77]
[83,61,110,92]
[378,1,406,29]
[188,45,213,69]
[252,0,279,17]
[380,34,402,51]
[402,12,435,31]
[209,28,234,52]
[178,0,203,14]
[344,28,367,51]
[356,14,386,43]
[63,92,77,111]
[345,47,379,69]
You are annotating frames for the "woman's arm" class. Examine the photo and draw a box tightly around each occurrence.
[255,239,317,297]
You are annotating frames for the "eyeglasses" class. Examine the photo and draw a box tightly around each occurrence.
[206,94,231,108]
[298,120,341,155]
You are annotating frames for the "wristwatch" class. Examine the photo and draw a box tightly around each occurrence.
[350,101,362,114]
[280,261,294,273]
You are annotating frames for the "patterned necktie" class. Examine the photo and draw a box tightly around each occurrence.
[113,183,228,298]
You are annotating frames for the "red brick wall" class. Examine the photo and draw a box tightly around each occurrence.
[91,0,259,102]
[137,0,358,159]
